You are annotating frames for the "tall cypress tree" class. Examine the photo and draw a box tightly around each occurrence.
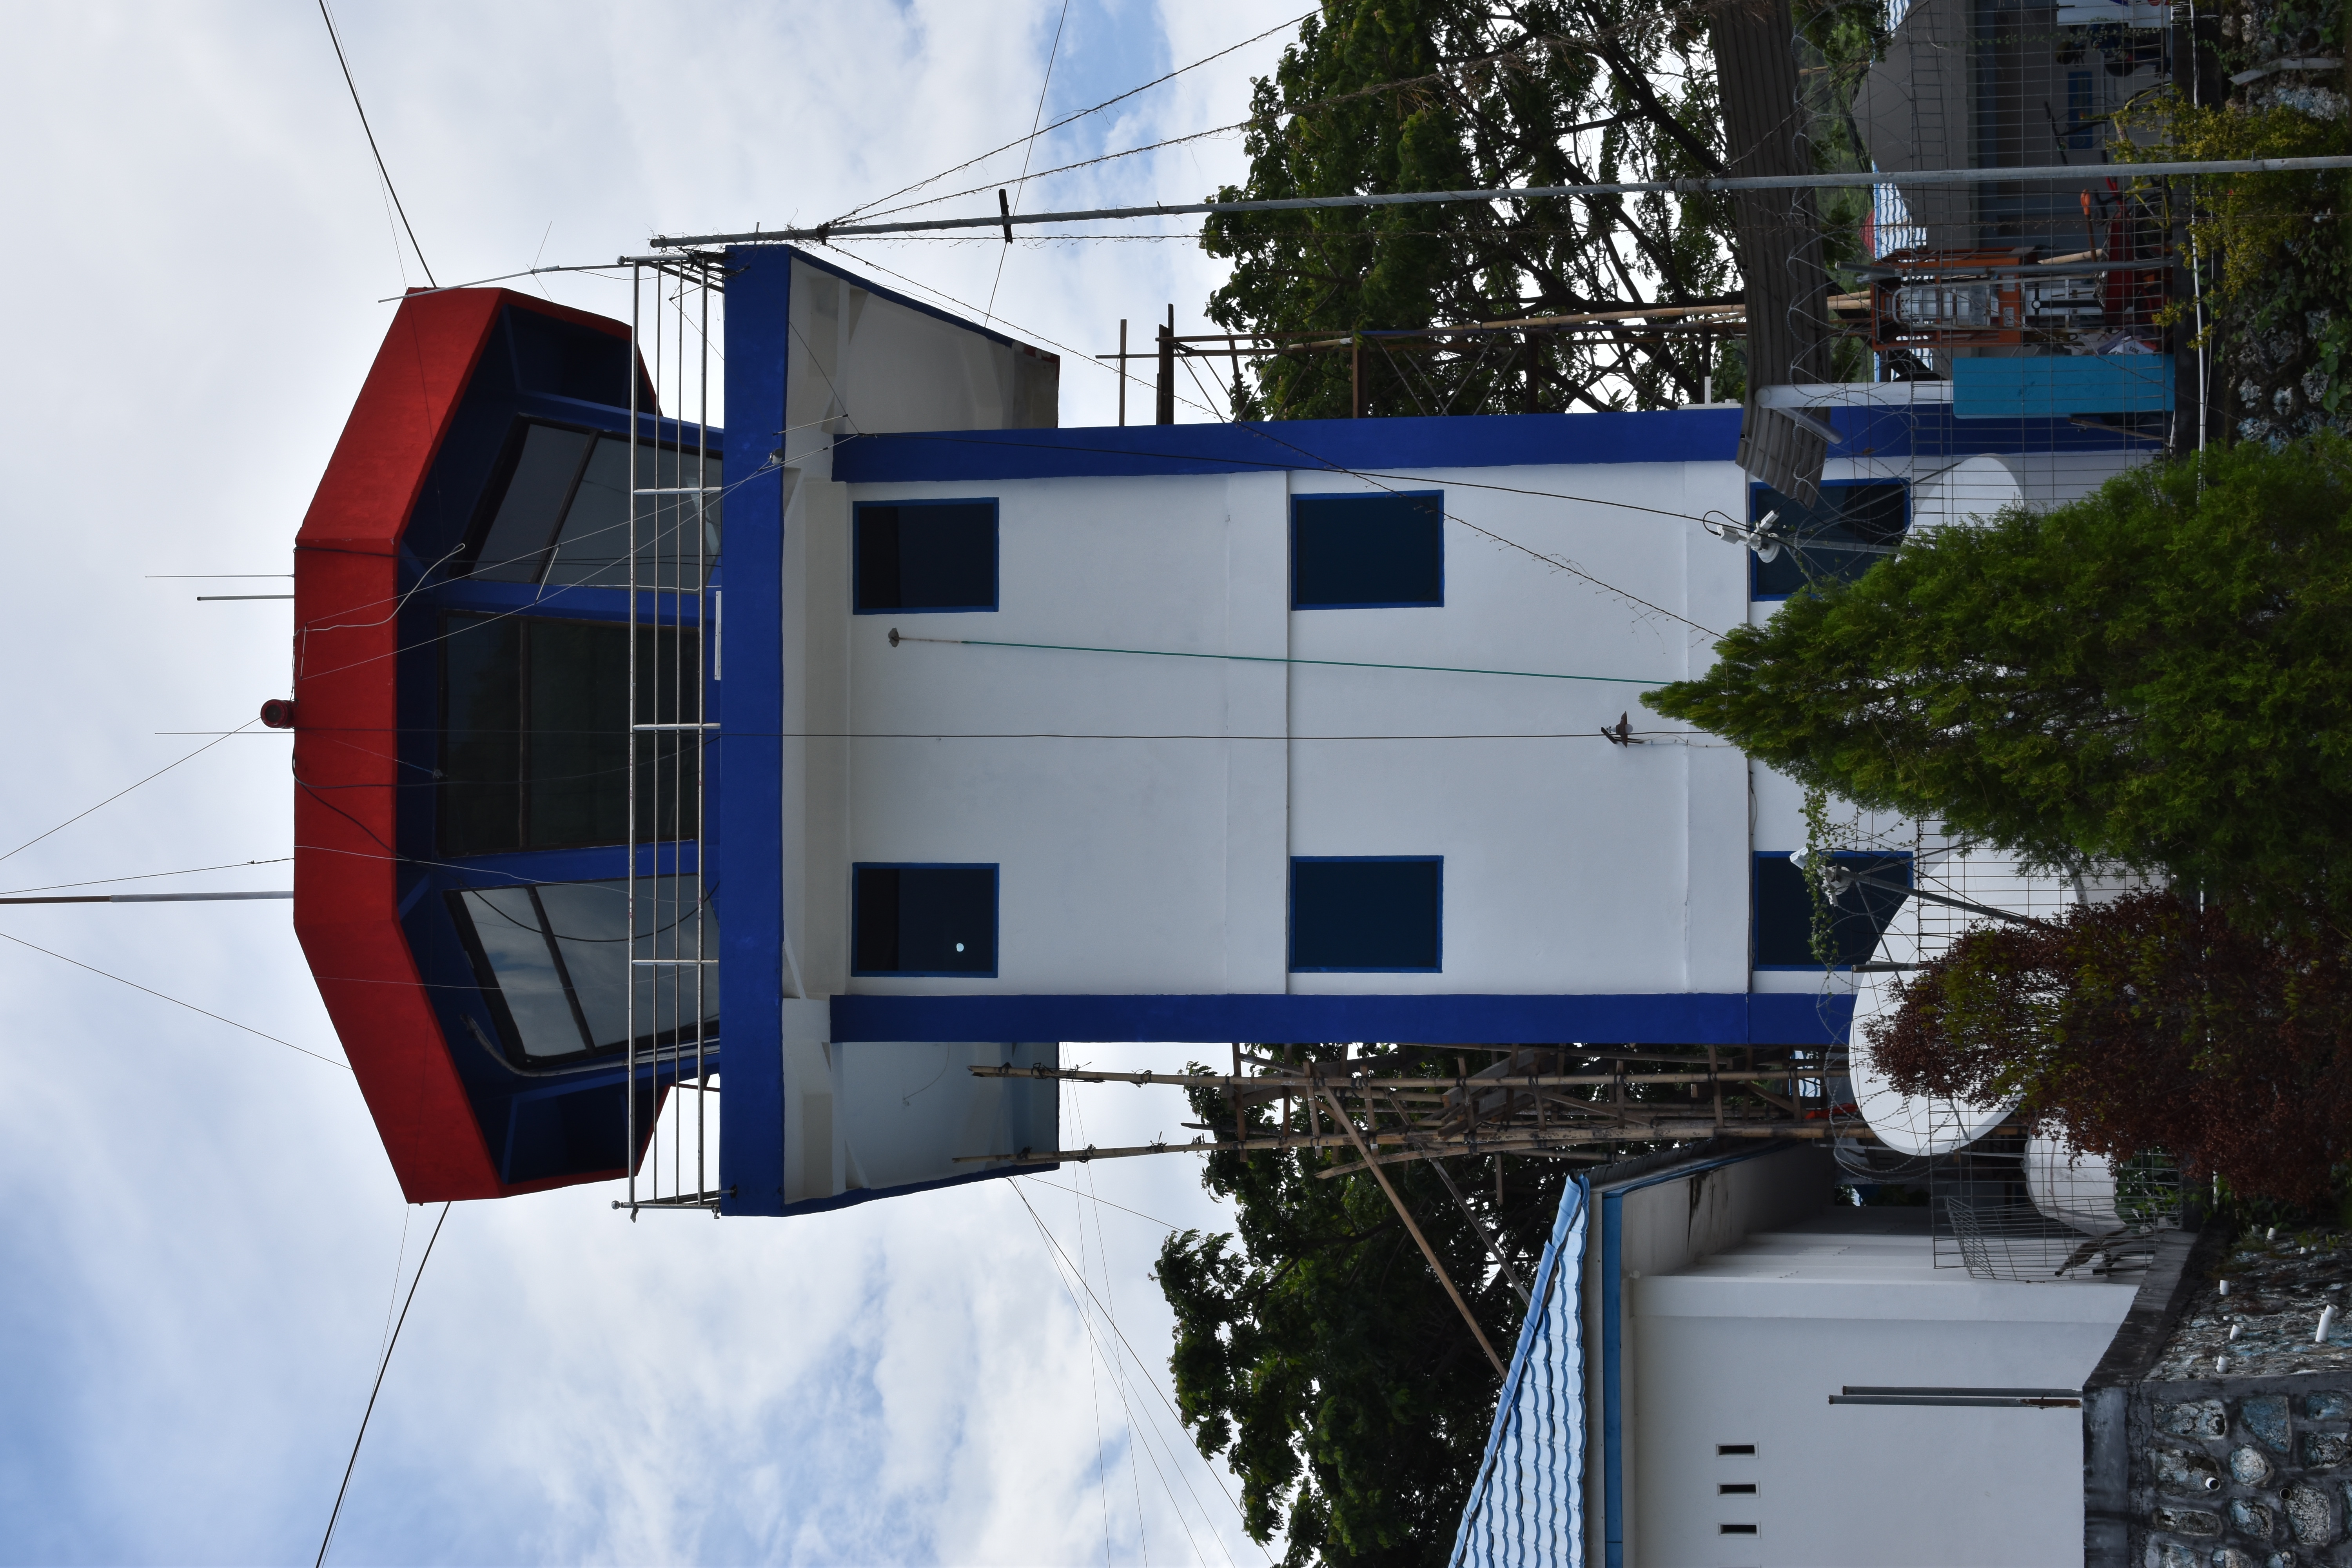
[1643,435,2352,924]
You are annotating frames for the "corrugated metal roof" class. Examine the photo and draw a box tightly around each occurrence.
[1448,1180,1590,1568]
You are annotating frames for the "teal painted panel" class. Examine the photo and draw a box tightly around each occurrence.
[1953,354,2174,418]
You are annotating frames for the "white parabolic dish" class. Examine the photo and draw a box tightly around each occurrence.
[1843,888,2016,1156]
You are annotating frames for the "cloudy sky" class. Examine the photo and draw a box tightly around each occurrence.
[0,3,1306,1561]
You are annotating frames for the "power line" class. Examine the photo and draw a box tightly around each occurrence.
[831,10,1314,225]
[376,261,632,304]
[0,928,349,1071]
[316,0,435,287]
[888,630,1670,685]
[658,154,2352,246]
[742,245,1719,633]
[851,20,1671,225]
[316,1201,452,1567]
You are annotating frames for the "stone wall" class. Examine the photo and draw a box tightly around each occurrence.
[2131,1376,2352,1566]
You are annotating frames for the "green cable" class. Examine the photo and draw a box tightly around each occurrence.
[891,631,1668,684]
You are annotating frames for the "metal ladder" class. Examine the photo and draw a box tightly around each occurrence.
[622,256,726,1217]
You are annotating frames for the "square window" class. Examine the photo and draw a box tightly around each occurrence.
[1290,857,1442,972]
[853,501,998,613]
[852,864,999,976]
[1749,481,1907,599]
[1753,852,1910,969]
[1291,492,1444,608]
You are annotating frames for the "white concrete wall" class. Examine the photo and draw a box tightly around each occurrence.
[786,257,1057,440]
[809,458,1762,997]
[1580,1147,1837,1566]
[780,1036,1058,1205]
[1629,1232,2136,1567]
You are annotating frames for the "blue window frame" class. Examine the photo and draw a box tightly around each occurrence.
[853,499,998,613]
[1291,492,1445,609]
[851,863,1000,977]
[1749,480,1908,600]
[1752,851,1911,969]
[1289,857,1443,973]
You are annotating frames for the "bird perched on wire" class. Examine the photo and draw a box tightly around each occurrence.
[1601,712,1646,746]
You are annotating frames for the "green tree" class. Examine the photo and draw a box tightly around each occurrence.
[1642,435,2352,923]
[1154,1052,1573,1566]
[1200,0,1737,419]
[1869,889,2352,1205]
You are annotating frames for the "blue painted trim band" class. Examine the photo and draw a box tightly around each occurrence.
[827,991,1854,1045]
[717,246,791,1217]
[830,407,2149,485]
[838,410,1737,481]
[1595,1145,1789,1568]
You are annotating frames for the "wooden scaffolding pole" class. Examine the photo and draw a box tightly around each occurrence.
[1319,1089,1505,1375]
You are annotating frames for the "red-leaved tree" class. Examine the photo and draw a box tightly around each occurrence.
[1867,890,2352,1205]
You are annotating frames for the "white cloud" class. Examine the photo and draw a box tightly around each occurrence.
[0,0,1293,1560]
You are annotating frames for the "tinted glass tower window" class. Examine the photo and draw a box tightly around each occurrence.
[466,420,721,589]
[439,614,701,854]
[450,875,717,1064]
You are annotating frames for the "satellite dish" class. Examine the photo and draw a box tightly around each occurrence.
[2024,1134,2123,1235]
[1845,915,2017,1155]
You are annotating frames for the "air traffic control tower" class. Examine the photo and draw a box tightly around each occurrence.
[288,249,2143,1216]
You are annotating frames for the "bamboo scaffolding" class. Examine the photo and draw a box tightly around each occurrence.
[966,1063,1822,1092]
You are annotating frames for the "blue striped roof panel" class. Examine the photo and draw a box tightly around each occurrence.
[1449,1180,1590,1568]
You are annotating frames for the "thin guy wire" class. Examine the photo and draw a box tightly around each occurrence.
[0,858,290,898]
[316,0,434,287]
[1014,1183,1241,1566]
[0,722,260,867]
[1013,1185,1199,1568]
[846,8,1698,223]
[831,10,1313,224]
[0,929,349,1071]
[1068,1090,1255,1565]
[1066,1092,1115,1568]
[1014,1176,1186,1231]
[987,0,1072,325]
[316,1201,451,1566]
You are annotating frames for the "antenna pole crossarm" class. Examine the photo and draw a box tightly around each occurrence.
[652,156,2352,248]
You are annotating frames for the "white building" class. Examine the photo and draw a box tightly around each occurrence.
[1453,1142,2149,1568]
[290,248,2156,1212]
